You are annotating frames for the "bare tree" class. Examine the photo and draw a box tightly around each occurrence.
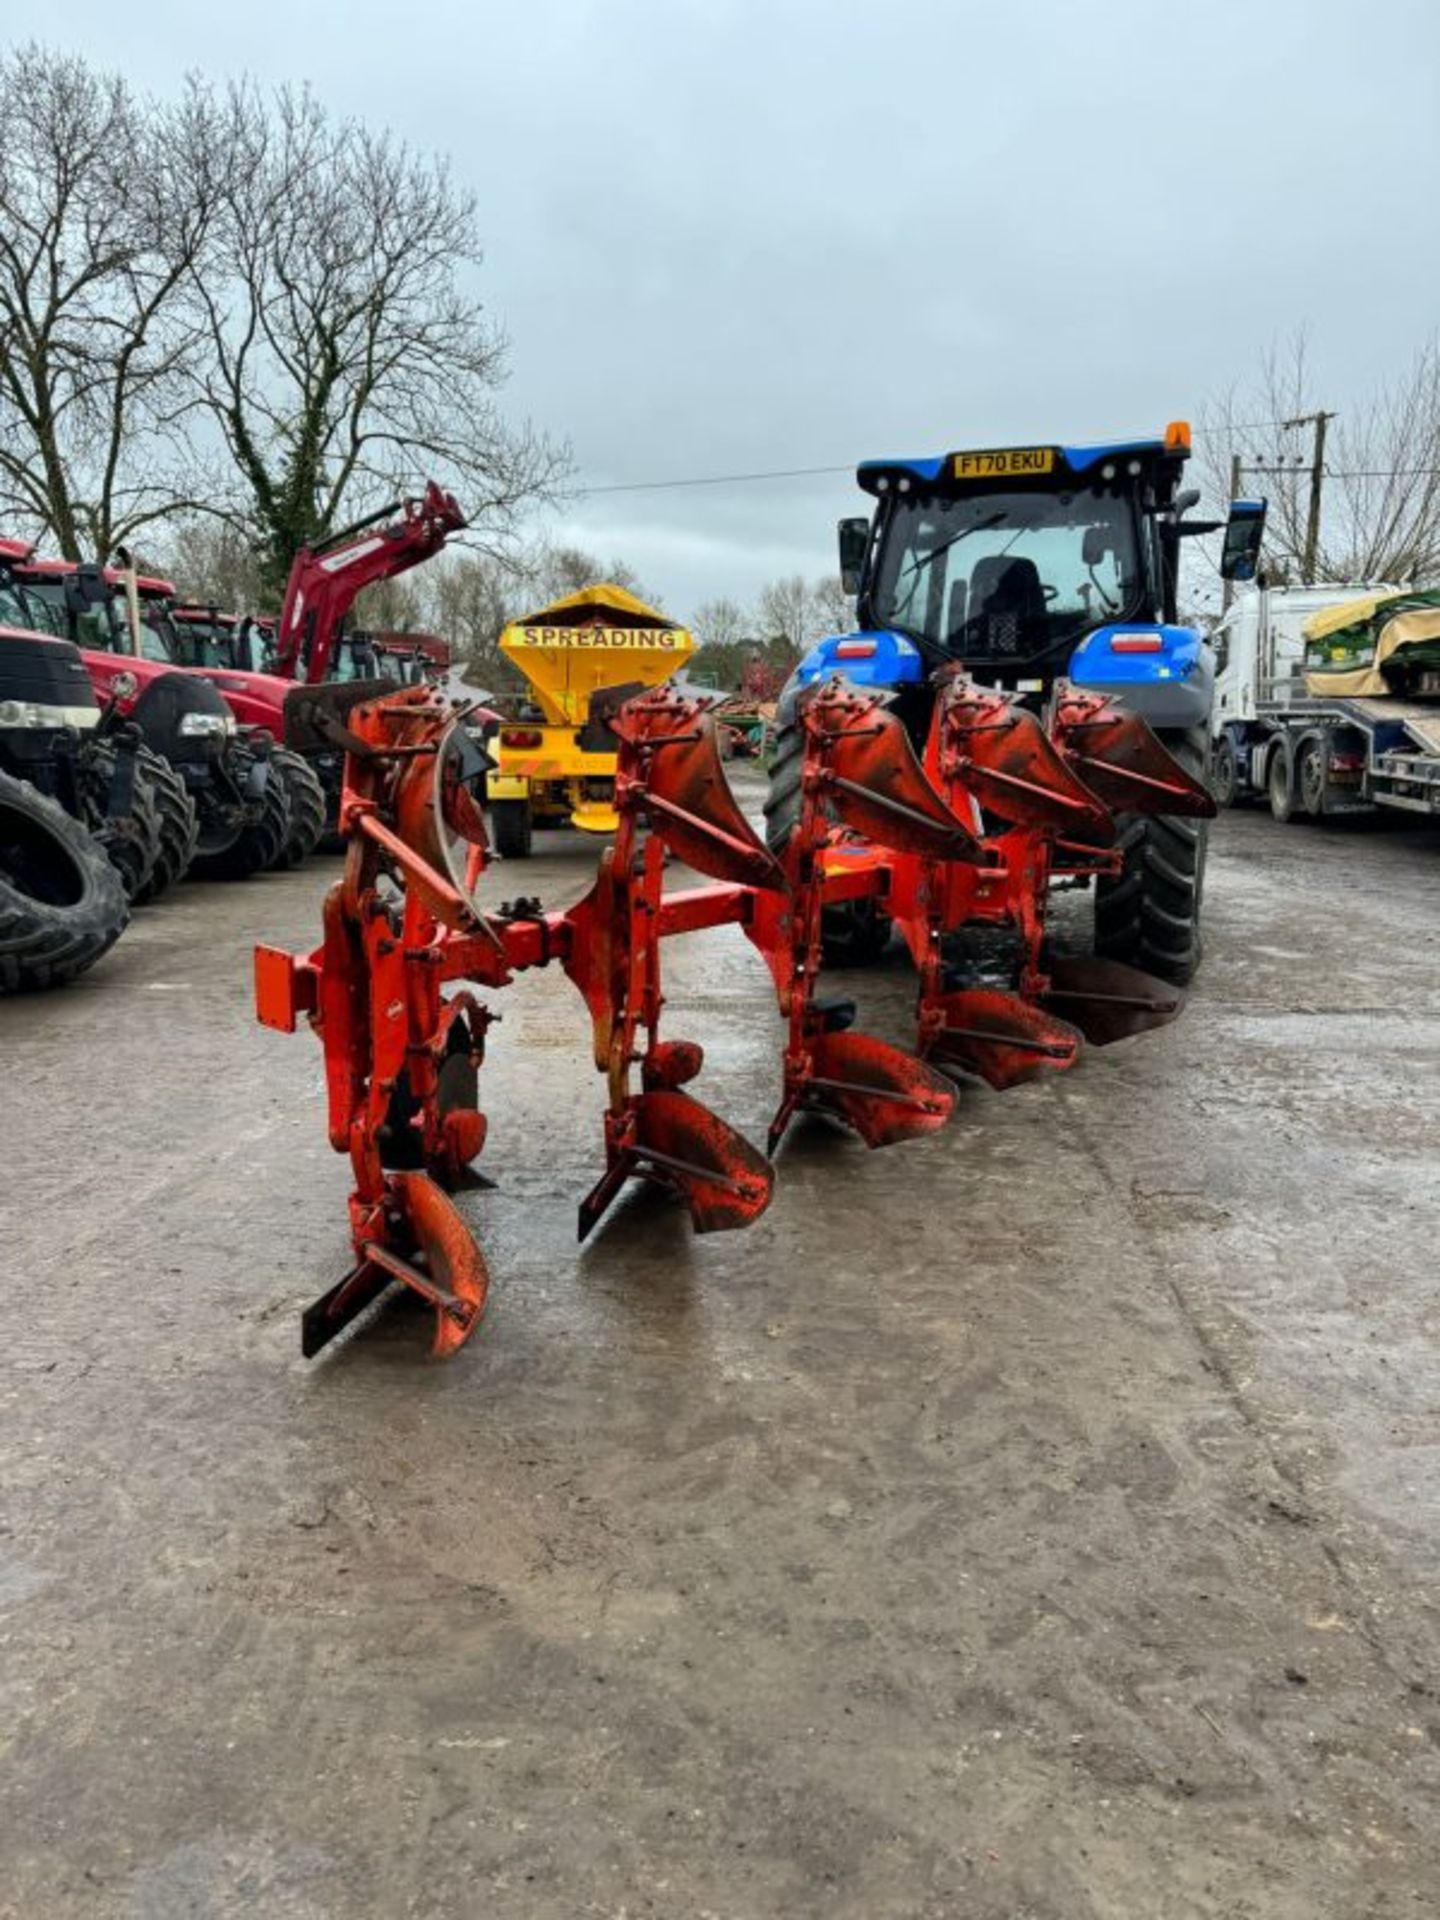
[160,514,270,609]
[1201,332,1440,584]
[183,81,568,593]
[809,572,853,637]
[526,542,646,605]
[0,45,213,558]
[757,574,815,657]
[692,596,750,651]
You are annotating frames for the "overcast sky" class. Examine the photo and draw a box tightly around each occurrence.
[10,0,1439,620]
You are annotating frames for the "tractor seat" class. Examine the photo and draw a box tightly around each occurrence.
[966,556,1045,658]
[968,556,1046,621]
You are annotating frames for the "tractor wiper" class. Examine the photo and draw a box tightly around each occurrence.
[887,511,1008,602]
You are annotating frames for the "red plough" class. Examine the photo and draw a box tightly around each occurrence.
[256,670,1213,1359]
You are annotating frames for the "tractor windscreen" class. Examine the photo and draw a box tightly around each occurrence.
[870,485,1144,669]
[0,579,61,635]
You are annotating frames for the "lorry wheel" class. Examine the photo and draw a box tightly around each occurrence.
[1210,734,1239,809]
[1267,745,1298,824]
[132,746,199,903]
[490,798,532,858]
[270,748,327,867]
[0,769,129,992]
[763,699,892,965]
[190,746,293,880]
[1094,721,1208,986]
[1297,739,1328,818]
[78,738,162,903]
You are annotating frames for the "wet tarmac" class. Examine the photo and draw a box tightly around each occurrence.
[2,781,1439,1917]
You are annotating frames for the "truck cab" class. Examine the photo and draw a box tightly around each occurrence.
[1211,584,1399,727]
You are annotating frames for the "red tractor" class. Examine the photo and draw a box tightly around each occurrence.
[2,550,294,880]
[156,486,467,838]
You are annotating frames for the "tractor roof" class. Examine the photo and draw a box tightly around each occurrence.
[857,426,1190,497]
[12,554,177,596]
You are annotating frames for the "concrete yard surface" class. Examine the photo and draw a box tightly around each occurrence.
[2,789,1439,1918]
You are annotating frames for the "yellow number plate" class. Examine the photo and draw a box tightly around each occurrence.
[952,447,1055,481]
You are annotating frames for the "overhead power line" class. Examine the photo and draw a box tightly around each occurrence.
[582,463,851,497]
[575,420,1303,500]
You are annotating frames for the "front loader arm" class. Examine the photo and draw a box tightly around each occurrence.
[271,482,466,685]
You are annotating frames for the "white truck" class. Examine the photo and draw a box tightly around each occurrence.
[1208,582,1440,820]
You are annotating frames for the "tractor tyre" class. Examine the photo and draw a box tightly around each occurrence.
[132,746,199,904]
[189,746,292,880]
[763,697,892,966]
[490,798,533,859]
[0,769,129,993]
[762,705,805,855]
[270,748,327,868]
[78,737,162,903]
[1094,721,1209,986]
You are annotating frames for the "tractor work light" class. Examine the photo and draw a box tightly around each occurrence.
[0,698,99,729]
[177,710,235,738]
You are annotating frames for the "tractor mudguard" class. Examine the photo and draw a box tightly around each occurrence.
[790,628,926,695]
[1067,624,1215,732]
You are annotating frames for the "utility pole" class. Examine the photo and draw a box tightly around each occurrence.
[1285,409,1336,585]
[1221,452,1243,615]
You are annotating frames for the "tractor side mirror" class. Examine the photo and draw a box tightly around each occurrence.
[837,517,869,596]
[1220,498,1267,582]
[69,561,112,609]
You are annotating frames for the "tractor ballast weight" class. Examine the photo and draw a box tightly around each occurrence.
[256,666,1213,1360]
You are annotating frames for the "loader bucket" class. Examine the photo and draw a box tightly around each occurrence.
[770,1030,956,1153]
[936,681,1112,839]
[578,1089,774,1241]
[612,688,785,890]
[921,988,1083,1090]
[301,1170,490,1360]
[1039,953,1184,1046]
[800,680,983,860]
[1052,690,1216,818]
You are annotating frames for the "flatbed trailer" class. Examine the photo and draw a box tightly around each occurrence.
[1210,583,1440,822]
[1230,692,1440,819]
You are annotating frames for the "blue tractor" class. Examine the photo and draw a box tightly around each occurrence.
[765,423,1265,981]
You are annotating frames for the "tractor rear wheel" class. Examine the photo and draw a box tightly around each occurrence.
[490,798,532,859]
[270,748,326,868]
[132,745,199,903]
[1094,721,1209,986]
[763,700,892,965]
[189,746,292,880]
[78,737,162,902]
[0,769,128,992]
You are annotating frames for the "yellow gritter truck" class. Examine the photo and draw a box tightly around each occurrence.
[486,583,696,856]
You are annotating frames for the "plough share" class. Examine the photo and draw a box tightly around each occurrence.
[255,669,1213,1358]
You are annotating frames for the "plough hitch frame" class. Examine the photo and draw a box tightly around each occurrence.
[256,669,1214,1359]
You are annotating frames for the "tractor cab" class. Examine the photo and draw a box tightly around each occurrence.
[832,424,1264,730]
